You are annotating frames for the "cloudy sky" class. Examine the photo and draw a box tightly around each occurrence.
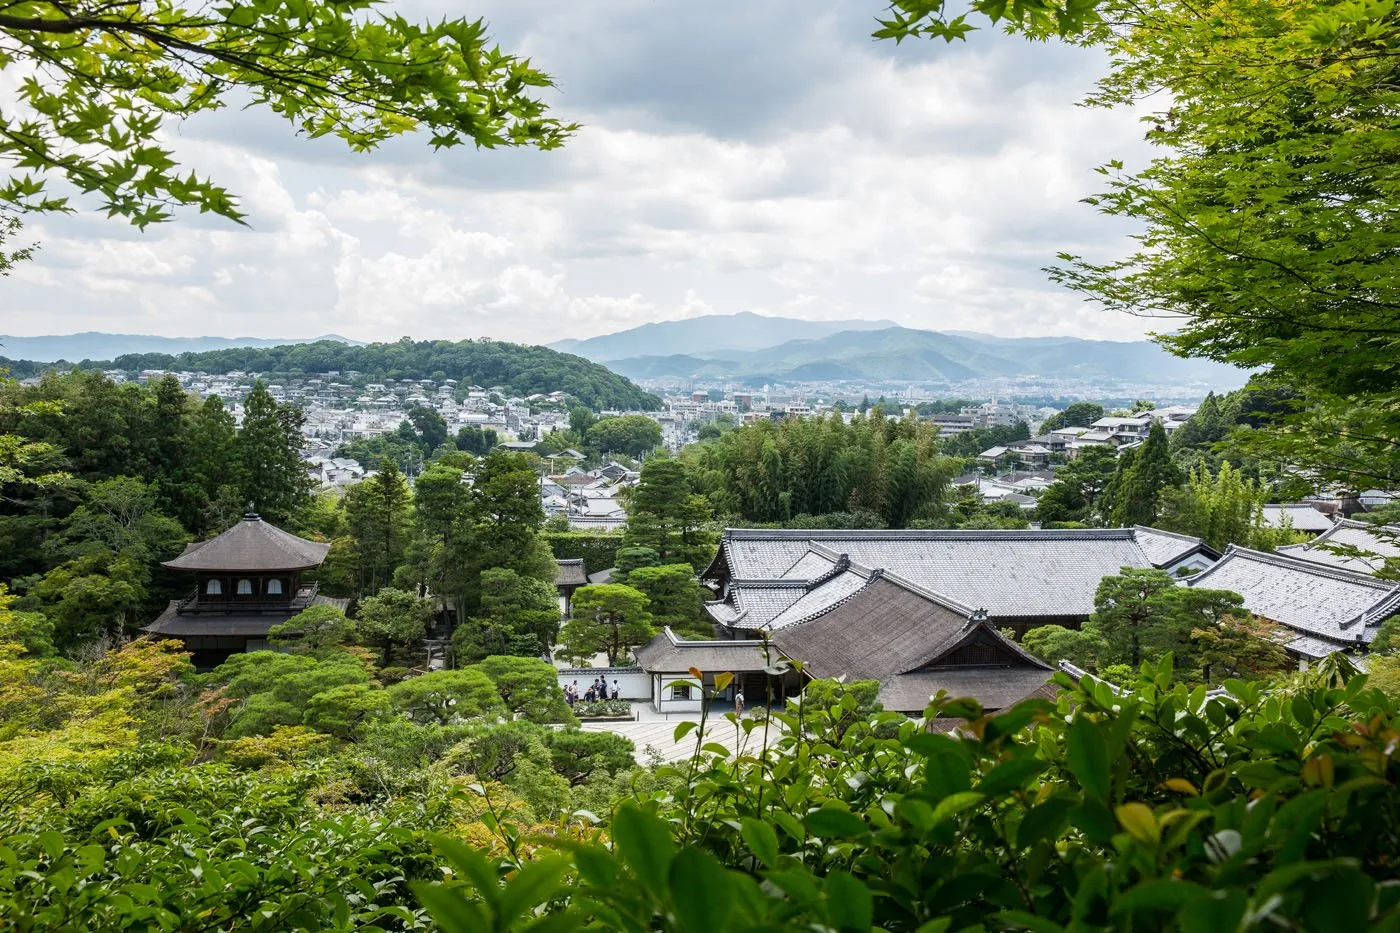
[3,1,1155,344]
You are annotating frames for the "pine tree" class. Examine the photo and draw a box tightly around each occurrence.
[622,457,715,572]
[1098,447,1137,525]
[344,462,413,595]
[1112,422,1181,526]
[178,394,244,535]
[237,381,312,525]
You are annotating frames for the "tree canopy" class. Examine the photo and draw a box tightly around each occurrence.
[0,0,572,225]
[1048,0,1400,489]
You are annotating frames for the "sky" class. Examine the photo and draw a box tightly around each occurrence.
[2,1,1157,344]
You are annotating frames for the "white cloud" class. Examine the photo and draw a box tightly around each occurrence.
[1,1,1154,343]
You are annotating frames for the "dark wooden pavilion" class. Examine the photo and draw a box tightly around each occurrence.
[143,512,348,668]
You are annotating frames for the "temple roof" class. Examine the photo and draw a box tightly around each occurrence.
[1277,519,1400,575]
[771,574,1052,713]
[555,558,589,588]
[162,514,331,573]
[1187,544,1400,656]
[633,628,776,673]
[703,527,1214,624]
[142,594,350,637]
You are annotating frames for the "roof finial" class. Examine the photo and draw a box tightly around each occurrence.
[244,501,260,521]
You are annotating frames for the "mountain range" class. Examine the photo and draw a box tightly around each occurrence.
[0,332,364,363]
[550,312,899,361]
[552,315,1248,387]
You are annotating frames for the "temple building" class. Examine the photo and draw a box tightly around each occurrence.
[143,512,348,668]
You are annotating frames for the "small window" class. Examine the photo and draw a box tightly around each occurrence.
[266,578,284,596]
[205,579,223,595]
[236,579,254,596]
[670,683,691,701]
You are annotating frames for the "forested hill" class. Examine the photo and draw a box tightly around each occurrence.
[5,338,662,411]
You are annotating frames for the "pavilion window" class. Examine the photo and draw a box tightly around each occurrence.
[236,579,254,596]
[266,578,284,596]
[670,683,691,700]
[205,579,223,596]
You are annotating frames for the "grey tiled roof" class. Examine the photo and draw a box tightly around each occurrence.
[1277,520,1400,574]
[1261,504,1336,533]
[633,629,776,673]
[721,582,811,629]
[554,559,588,587]
[764,570,873,630]
[1187,545,1400,650]
[163,515,330,572]
[711,528,1193,620]
[781,550,839,580]
[1285,635,1357,661]
[1132,526,1218,567]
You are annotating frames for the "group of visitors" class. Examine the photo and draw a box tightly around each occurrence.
[565,676,619,705]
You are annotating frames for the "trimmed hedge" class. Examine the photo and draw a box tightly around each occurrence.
[542,531,622,576]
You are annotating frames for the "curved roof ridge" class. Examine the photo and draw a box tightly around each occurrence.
[804,553,851,591]
[1200,543,1399,590]
[719,527,1138,541]
[1131,524,1207,545]
[873,570,980,617]
[163,514,329,572]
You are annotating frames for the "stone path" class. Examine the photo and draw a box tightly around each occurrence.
[579,715,784,764]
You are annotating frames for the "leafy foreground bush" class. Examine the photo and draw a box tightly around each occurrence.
[420,658,1400,931]
[4,657,1400,930]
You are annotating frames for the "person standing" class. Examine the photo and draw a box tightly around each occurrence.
[611,680,620,701]
[734,689,745,718]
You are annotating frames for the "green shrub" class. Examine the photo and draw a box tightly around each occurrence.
[570,699,631,718]
[416,656,1400,930]
[541,531,621,575]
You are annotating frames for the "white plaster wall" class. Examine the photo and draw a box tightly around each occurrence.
[656,673,703,713]
[557,668,650,699]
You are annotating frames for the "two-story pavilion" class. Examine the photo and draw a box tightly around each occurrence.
[142,512,348,668]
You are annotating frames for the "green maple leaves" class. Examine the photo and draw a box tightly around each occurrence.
[0,0,575,225]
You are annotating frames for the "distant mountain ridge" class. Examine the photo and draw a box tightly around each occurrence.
[0,332,364,363]
[549,312,899,361]
[556,315,1248,387]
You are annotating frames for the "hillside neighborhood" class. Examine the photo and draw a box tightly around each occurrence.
[4,0,1400,925]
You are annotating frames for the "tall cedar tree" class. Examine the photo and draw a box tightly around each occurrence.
[461,451,556,615]
[178,395,244,535]
[399,461,471,604]
[238,382,312,525]
[1111,422,1179,527]
[343,462,413,596]
[622,458,715,573]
